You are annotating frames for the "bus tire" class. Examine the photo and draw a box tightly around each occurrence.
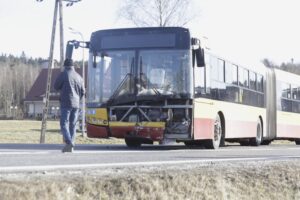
[261,140,272,145]
[184,140,204,147]
[125,137,141,148]
[239,140,250,146]
[250,119,263,146]
[184,141,196,147]
[295,140,300,145]
[204,115,222,149]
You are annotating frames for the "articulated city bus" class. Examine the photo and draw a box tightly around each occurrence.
[68,27,300,149]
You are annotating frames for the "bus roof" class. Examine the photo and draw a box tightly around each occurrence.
[275,68,300,85]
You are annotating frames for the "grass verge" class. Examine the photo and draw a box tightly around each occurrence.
[0,160,300,200]
[0,120,123,144]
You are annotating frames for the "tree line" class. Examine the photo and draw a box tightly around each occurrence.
[263,58,300,75]
[0,52,46,118]
[0,52,85,119]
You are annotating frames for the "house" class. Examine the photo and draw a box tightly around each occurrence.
[24,67,84,119]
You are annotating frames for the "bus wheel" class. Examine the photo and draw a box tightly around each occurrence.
[184,141,196,147]
[204,115,222,149]
[239,140,250,146]
[261,140,272,145]
[250,119,262,146]
[125,137,141,148]
[295,140,300,145]
[184,141,202,147]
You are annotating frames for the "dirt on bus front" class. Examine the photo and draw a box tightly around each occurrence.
[0,160,300,200]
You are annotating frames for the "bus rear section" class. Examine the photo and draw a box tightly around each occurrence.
[274,69,300,144]
[192,53,267,148]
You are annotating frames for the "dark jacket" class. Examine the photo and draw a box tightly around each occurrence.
[54,66,85,108]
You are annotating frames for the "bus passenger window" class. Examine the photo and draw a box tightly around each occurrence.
[297,87,300,100]
[194,65,205,96]
[243,69,249,88]
[210,56,224,82]
[210,56,218,81]
[249,71,257,90]
[225,63,238,85]
[281,83,291,99]
[238,67,248,87]
[257,74,264,92]
[218,59,225,82]
[292,85,297,100]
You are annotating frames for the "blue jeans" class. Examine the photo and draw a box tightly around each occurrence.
[60,107,79,145]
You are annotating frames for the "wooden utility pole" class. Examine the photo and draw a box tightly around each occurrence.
[40,0,59,143]
[38,0,82,143]
[58,0,65,71]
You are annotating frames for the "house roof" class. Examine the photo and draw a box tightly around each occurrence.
[24,67,84,102]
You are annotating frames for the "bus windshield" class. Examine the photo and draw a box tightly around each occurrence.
[87,51,135,104]
[87,49,192,105]
[138,50,191,98]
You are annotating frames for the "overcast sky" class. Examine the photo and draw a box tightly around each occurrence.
[0,0,300,65]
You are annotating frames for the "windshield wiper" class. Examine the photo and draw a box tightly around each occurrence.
[107,58,135,105]
[139,56,161,96]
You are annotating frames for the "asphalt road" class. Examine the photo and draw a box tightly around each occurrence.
[0,143,299,172]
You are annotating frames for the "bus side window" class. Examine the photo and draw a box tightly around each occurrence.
[210,56,224,83]
[243,69,249,88]
[195,52,210,96]
[225,62,238,85]
[249,71,256,90]
[292,85,297,100]
[210,56,218,81]
[238,67,244,87]
[257,74,264,92]
[194,62,205,96]
[218,59,225,82]
[281,82,291,99]
[205,53,211,94]
[297,87,300,100]
[292,85,300,113]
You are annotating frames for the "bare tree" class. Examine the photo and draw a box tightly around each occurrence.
[0,54,41,118]
[119,0,196,27]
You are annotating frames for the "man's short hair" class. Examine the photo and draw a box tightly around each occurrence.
[64,58,73,67]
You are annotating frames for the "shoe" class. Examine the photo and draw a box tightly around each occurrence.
[62,144,73,153]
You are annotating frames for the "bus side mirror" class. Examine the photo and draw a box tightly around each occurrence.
[65,41,74,59]
[193,48,205,67]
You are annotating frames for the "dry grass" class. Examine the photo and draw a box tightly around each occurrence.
[0,160,300,200]
[0,120,124,144]
[0,120,294,145]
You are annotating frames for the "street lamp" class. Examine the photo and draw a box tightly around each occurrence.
[69,27,86,136]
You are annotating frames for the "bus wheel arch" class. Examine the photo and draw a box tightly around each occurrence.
[250,116,263,146]
[204,112,225,149]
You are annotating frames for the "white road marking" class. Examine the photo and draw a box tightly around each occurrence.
[0,151,49,155]
[0,146,298,155]
[1,156,300,172]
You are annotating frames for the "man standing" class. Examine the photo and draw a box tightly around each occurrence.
[54,58,85,153]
